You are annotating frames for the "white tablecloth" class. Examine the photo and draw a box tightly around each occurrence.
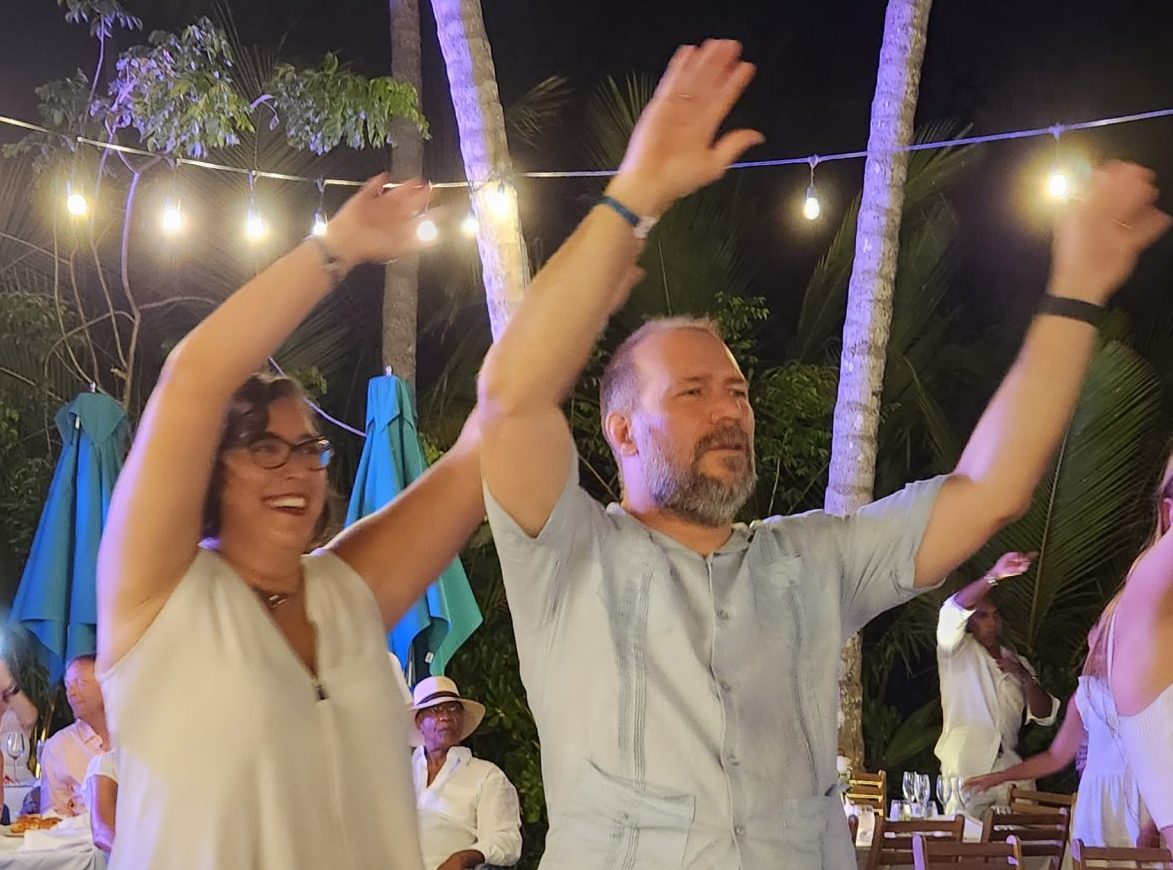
[0,838,105,870]
[4,784,36,820]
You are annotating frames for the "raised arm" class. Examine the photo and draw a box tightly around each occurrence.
[964,695,1083,794]
[97,177,433,667]
[477,40,763,535]
[913,164,1171,588]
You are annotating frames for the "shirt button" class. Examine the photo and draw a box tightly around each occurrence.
[734,825,746,837]
[717,608,731,621]
[719,680,732,691]
[727,755,740,765]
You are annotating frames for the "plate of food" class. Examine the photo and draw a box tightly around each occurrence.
[4,815,61,837]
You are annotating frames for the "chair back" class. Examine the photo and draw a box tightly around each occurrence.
[912,833,1027,869]
[1070,839,1173,869]
[981,807,1071,865]
[866,815,965,870]
[848,770,887,809]
[1008,784,1076,814]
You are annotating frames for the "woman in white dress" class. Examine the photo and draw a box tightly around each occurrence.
[96,176,485,869]
[966,610,1153,849]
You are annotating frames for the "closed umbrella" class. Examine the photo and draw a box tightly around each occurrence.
[11,392,129,677]
[346,374,481,683]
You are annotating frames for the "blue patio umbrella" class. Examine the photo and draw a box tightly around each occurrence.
[346,374,482,684]
[11,392,129,678]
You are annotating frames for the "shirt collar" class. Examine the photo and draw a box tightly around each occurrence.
[605,503,752,555]
[75,719,105,750]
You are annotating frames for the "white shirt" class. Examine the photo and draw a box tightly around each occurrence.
[99,548,424,870]
[412,746,522,870]
[935,595,1059,777]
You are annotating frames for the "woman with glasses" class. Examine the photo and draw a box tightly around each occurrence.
[96,176,484,869]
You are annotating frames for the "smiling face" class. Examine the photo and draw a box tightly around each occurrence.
[608,326,757,526]
[216,396,329,554]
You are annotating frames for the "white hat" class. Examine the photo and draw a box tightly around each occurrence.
[407,676,486,748]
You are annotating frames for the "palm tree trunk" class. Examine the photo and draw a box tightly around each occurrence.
[429,0,527,339]
[827,0,934,771]
[384,0,424,382]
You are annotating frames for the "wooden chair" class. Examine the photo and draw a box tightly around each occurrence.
[866,815,966,870]
[1009,784,1077,815]
[847,769,888,809]
[982,807,1071,869]
[1070,839,1173,869]
[912,833,1027,869]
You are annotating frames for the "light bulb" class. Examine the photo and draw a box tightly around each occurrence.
[416,218,438,243]
[1046,169,1071,200]
[311,212,328,237]
[460,213,479,238]
[802,185,821,221]
[161,198,183,234]
[245,208,266,241]
[485,181,511,218]
[65,183,88,218]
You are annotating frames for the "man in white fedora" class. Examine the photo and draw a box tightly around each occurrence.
[409,676,522,870]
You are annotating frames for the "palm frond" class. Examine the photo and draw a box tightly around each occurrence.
[505,75,573,150]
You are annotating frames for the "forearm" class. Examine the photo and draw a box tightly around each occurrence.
[163,241,335,401]
[953,574,997,611]
[1024,679,1057,721]
[445,849,485,870]
[988,750,1070,786]
[478,189,642,418]
[953,313,1098,521]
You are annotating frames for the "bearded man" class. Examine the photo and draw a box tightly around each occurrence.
[475,39,1169,870]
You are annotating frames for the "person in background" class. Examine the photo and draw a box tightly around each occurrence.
[84,748,118,852]
[936,552,1060,816]
[410,676,522,870]
[39,654,109,815]
[966,606,1153,848]
[0,653,39,783]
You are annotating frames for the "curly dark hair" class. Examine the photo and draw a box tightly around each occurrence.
[201,373,338,547]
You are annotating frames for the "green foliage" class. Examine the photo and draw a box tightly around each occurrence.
[270,53,428,154]
[56,0,141,39]
[504,76,573,150]
[1,73,101,169]
[108,18,253,157]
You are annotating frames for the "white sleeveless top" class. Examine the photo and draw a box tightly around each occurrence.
[99,547,424,870]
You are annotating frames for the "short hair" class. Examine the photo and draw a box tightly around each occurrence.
[598,316,725,421]
[202,372,337,544]
[65,653,96,671]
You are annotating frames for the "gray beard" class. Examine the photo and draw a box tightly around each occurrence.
[641,431,757,527]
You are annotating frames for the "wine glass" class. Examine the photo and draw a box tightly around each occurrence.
[916,773,932,815]
[902,771,917,805]
[4,732,27,782]
[936,774,954,811]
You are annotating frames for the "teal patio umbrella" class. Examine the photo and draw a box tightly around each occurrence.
[346,374,482,684]
[11,392,129,677]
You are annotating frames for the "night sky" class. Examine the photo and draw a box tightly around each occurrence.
[5,0,1173,347]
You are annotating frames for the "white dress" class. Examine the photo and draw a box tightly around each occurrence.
[99,547,424,870]
[1071,675,1151,847]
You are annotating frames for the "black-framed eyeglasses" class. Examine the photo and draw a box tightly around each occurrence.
[234,434,334,470]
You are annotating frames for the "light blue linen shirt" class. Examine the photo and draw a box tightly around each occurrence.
[486,462,946,870]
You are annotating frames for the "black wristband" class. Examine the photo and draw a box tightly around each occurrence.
[1036,295,1106,329]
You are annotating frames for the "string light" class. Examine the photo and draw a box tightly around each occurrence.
[460,213,479,237]
[161,196,183,233]
[311,178,328,237]
[802,156,822,221]
[65,180,88,217]
[416,218,438,243]
[1044,125,1073,202]
[244,171,265,241]
[484,181,512,218]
